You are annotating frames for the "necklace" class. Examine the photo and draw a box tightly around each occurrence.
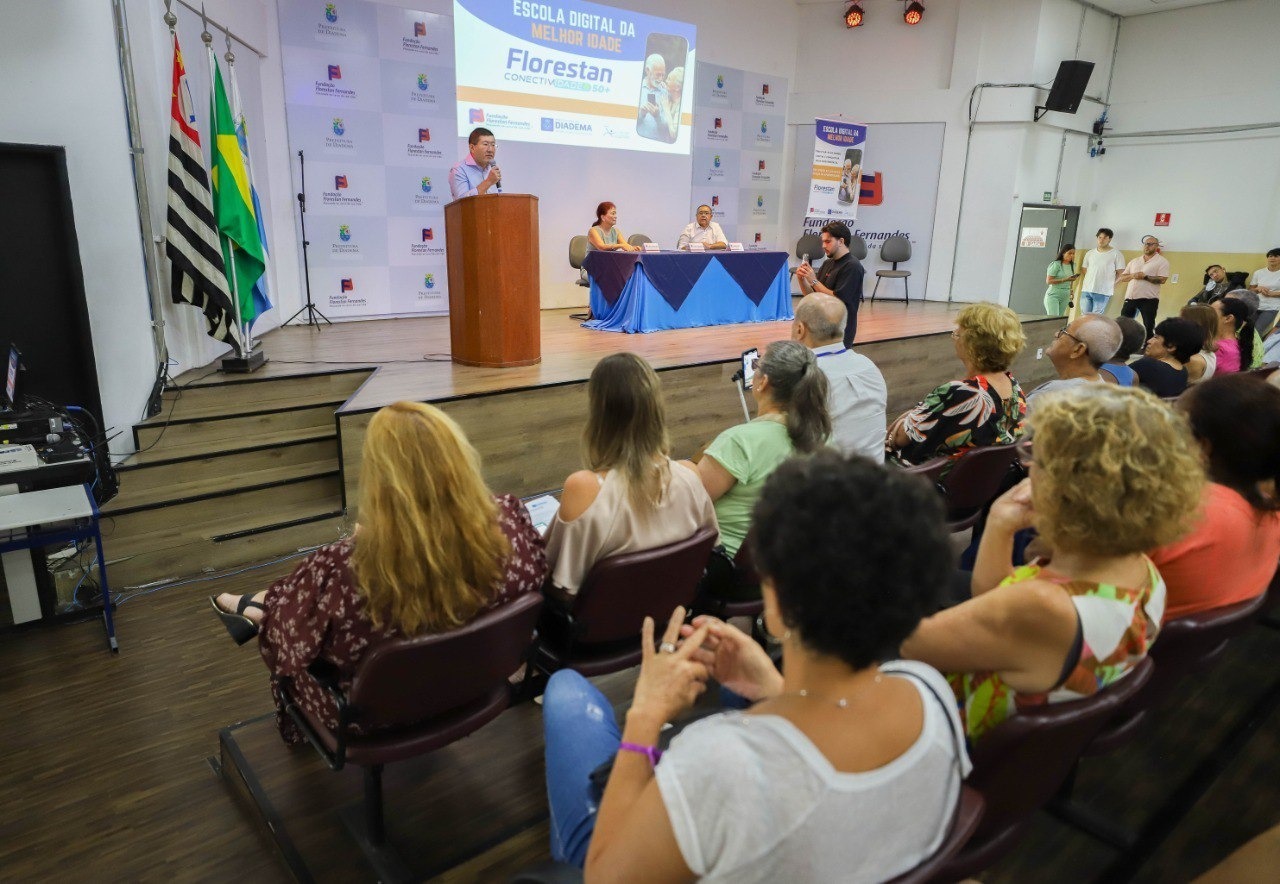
[782,673,883,708]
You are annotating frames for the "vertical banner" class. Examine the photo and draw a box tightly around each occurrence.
[279,0,457,319]
[807,117,867,221]
[691,63,787,249]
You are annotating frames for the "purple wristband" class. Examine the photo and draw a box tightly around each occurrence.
[618,741,663,767]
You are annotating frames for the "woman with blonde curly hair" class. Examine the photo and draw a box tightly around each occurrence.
[902,385,1203,740]
[887,302,1027,466]
[210,401,547,744]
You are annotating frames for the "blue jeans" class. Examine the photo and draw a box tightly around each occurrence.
[1080,291,1111,314]
[542,670,622,868]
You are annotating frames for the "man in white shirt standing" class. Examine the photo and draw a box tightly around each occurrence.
[676,205,727,250]
[791,293,886,461]
[1078,227,1126,315]
[1248,247,1280,335]
[1119,235,1171,338]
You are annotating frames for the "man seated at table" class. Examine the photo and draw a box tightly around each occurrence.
[676,205,728,251]
[795,221,865,347]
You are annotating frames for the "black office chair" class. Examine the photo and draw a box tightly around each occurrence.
[568,235,590,288]
[850,233,868,261]
[871,235,912,303]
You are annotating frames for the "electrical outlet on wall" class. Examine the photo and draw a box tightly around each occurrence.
[1171,273,1179,284]
[1036,348,1044,359]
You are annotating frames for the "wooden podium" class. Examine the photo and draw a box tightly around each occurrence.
[444,193,541,367]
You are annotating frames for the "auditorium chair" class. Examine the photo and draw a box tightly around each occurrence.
[936,444,1020,533]
[568,235,590,287]
[850,233,868,261]
[529,527,718,680]
[871,234,913,303]
[901,455,949,491]
[694,527,765,621]
[626,233,652,248]
[279,592,544,880]
[506,787,984,884]
[935,658,1154,880]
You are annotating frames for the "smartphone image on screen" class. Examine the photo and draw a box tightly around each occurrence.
[636,33,689,144]
[837,148,863,205]
[741,347,760,390]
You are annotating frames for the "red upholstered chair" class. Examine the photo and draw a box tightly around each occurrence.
[901,455,949,490]
[937,444,1020,533]
[280,591,543,874]
[937,658,1155,880]
[532,527,718,677]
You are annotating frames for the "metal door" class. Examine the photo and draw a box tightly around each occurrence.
[1009,205,1080,316]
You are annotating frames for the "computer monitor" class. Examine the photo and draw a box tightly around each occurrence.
[3,345,20,411]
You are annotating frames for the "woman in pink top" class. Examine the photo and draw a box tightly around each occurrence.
[1210,298,1255,374]
[1151,374,1280,620]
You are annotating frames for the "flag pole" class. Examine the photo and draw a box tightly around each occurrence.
[222,30,253,358]
[202,15,244,343]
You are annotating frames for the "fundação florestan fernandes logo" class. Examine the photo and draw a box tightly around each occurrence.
[324,3,337,23]
[338,225,351,242]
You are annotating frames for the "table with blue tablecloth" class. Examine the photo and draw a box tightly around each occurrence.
[582,250,793,333]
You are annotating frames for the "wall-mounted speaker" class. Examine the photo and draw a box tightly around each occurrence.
[1036,60,1095,120]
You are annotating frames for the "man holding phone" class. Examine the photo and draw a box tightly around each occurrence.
[449,127,502,200]
[795,221,865,347]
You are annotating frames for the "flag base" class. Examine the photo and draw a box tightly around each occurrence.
[220,348,268,374]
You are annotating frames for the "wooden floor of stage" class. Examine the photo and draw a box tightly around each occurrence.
[217,300,974,413]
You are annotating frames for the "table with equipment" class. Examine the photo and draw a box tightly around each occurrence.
[582,250,793,333]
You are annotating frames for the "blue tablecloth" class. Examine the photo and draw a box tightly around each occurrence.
[582,250,793,333]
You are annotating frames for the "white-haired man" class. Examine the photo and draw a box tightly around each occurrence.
[636,54,668,141]
[1026,314,1123,408]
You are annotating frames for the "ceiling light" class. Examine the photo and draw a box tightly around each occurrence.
[904,1,925,25]
[844,2,865,28]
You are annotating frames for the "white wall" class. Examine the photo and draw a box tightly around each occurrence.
[0,0,157,454]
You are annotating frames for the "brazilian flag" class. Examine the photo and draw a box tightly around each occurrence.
[209,56,265,326]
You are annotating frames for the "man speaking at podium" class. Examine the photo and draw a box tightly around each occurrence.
[449,127,502,199]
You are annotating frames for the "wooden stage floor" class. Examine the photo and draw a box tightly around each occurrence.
[228,300,974,414]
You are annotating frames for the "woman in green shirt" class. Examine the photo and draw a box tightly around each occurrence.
[696,341,831,559]
[1044,244,1079,316]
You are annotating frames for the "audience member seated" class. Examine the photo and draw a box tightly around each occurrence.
[1248,247,1280,335]
[1151,374,1280,620]
[1223,289,1266,369]
[790,293,887,461]
[1211,297,1254,375]
[587,201,639,252]
[902,385,1203,740]
[544,353,717,598]
[1180,304,1220,384]
[1186,264,1232,306]
[1025,314,1122,408]
[695,340,830,558]
[1131,317,1204,398]
[886,303,1026,467]
[541,452,968,878]
[209,401,547,744]
[1100,316,1147,387]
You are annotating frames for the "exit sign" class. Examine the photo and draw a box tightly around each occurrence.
[1154,212,1171,226]
[1042,191,1052,201]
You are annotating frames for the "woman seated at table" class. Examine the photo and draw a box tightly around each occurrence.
[541,452,968,878]
[887,302,1027,467]
[588,201,640,252]
[902,385,1203,740]
[1151,374,1280,620]
[696,340,830,558]
[209,401,547,744]
[544,353,717,598]
[1131,317,1203,398]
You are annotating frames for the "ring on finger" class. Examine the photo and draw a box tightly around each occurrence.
[658,641,677,654]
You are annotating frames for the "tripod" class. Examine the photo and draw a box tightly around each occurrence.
[285,149,331,328]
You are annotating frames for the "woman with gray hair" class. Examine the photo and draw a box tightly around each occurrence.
[696,340,830,557]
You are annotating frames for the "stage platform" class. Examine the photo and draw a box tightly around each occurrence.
[202,302,1058,510]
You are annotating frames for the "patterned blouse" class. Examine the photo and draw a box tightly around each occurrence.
[889,373,1026,467]
[948,558,1166,741]
[258,494,547,743]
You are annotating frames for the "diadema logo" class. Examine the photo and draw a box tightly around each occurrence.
[541,117,554,132]
[420,176,432,193]
[424,273,435,289]
[757,195,764,208]
[713,155,721,168]
[716,75,724,89]
[338,225,351,242]
[760,121,768,134]
[332,117,345,135]
[417,73,429,91]
[324,3,337,23]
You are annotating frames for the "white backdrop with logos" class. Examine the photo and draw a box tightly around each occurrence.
[689,62,787,250]
[789,121,945,300]
[279,0,457,319]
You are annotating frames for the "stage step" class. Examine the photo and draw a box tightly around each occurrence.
[106,438,340,515]
[145,369,369,428]
[131,405,338,457]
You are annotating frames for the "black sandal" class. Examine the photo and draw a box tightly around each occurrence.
[209,595,265,646]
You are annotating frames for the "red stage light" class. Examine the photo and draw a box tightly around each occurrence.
[844,2,864,28]
[904,2,925,25]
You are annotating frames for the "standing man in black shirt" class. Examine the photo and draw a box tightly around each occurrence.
[795,221,865,346]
